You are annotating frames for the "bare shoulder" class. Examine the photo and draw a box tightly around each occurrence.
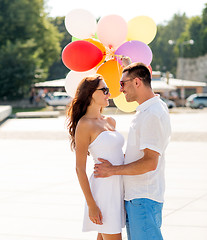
[105,116,116,129]
[76,117,93,134]
[74,118,94,152]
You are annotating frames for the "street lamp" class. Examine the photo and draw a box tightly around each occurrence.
[168,39,194,106]
[168,39,194,58]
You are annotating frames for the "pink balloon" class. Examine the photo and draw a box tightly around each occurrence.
[115,40,153,66]
[97,15,127,49]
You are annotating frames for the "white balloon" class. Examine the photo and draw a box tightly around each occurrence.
[65,9,97,39]
[65,69,97,98]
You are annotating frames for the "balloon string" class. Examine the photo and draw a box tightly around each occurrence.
[105,46,115,61]
[115,57,123,80]
[114,54,123,59]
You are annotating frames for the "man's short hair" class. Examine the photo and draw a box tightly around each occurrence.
[123,62,152,88]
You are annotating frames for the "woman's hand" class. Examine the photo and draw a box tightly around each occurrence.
[88,204,103,225]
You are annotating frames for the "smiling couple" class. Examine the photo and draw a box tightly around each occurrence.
[66,60,171,240]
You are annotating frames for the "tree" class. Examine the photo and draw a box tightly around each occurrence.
[182,16,202,58]
[0,41,37,99]
[0,0,61,100]
[47,16,72,80]
[200,4,207,55]
[150,13,189,76]
[177,3,207,59]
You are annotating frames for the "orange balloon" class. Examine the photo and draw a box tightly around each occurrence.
[85,38,106,67]
[97,59,123,98]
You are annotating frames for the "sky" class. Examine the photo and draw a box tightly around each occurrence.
[46,0,207,25]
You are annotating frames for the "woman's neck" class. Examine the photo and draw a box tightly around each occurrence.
[85,105,102,119]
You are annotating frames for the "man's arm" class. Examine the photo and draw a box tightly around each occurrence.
[94,148,159,178]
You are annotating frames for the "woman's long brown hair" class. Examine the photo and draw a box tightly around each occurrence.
[66,74,103,151]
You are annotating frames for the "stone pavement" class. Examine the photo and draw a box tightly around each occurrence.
[0,109,207,240]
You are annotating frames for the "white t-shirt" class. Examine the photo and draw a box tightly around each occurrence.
[123,96,171,203]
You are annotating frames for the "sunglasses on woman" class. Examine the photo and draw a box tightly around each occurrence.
[96,87,110,95]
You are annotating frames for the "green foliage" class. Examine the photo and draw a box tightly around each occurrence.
[183,16,202,57]
[12,107,48,114]
[0,40,36,99]
[200,4,207,55]
[151,4,207,76]
[0,0,61,100]
[150,13,188,75]
[47,16,72,80]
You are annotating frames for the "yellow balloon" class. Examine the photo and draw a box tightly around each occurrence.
[97,59,123,99]
[113,93,139,113]
[127,16,157,44]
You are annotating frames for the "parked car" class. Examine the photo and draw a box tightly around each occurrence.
[161,97,176,109]
[44,92,72,107]
[186,93,207,109]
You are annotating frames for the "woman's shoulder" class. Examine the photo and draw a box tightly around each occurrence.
[77,117,94,130]
[75,118,94,141]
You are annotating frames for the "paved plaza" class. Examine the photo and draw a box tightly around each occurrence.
[0,109,207,240]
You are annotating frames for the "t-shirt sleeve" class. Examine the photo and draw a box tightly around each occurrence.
[139,113,166,155]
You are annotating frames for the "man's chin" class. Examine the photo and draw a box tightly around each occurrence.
[125,96,133,102]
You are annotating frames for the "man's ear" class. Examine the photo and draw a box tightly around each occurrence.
[134,77,141,87]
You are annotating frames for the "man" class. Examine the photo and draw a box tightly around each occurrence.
[94,62,171,240]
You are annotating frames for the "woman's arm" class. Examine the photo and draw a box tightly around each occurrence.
[75,120,103,225]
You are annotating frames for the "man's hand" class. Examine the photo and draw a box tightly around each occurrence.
[120,56,132,67]
[94,158,113,178]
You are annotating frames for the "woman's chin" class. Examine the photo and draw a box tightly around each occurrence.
[104,100,109,107]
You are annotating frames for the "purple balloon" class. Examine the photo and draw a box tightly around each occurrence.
[115,40,153,66]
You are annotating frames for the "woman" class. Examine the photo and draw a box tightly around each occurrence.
[67,74,125,240]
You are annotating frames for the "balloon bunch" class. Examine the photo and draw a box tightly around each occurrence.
[62,9,157,112]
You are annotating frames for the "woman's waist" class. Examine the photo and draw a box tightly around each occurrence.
[90,173,123,183]
[93,156,124,165]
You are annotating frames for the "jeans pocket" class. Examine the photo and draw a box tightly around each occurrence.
[130,198,145,207]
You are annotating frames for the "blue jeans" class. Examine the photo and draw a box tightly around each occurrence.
[125,198,163,240]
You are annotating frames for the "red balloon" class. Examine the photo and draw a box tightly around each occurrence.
[62,40,103,72]
[148,65,152,76]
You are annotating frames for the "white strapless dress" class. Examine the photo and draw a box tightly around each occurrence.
[82,131,125,234]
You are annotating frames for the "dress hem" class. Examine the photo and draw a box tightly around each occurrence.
[82,230,122,234]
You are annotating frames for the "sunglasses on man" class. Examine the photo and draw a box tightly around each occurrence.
[119,78,134,88]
